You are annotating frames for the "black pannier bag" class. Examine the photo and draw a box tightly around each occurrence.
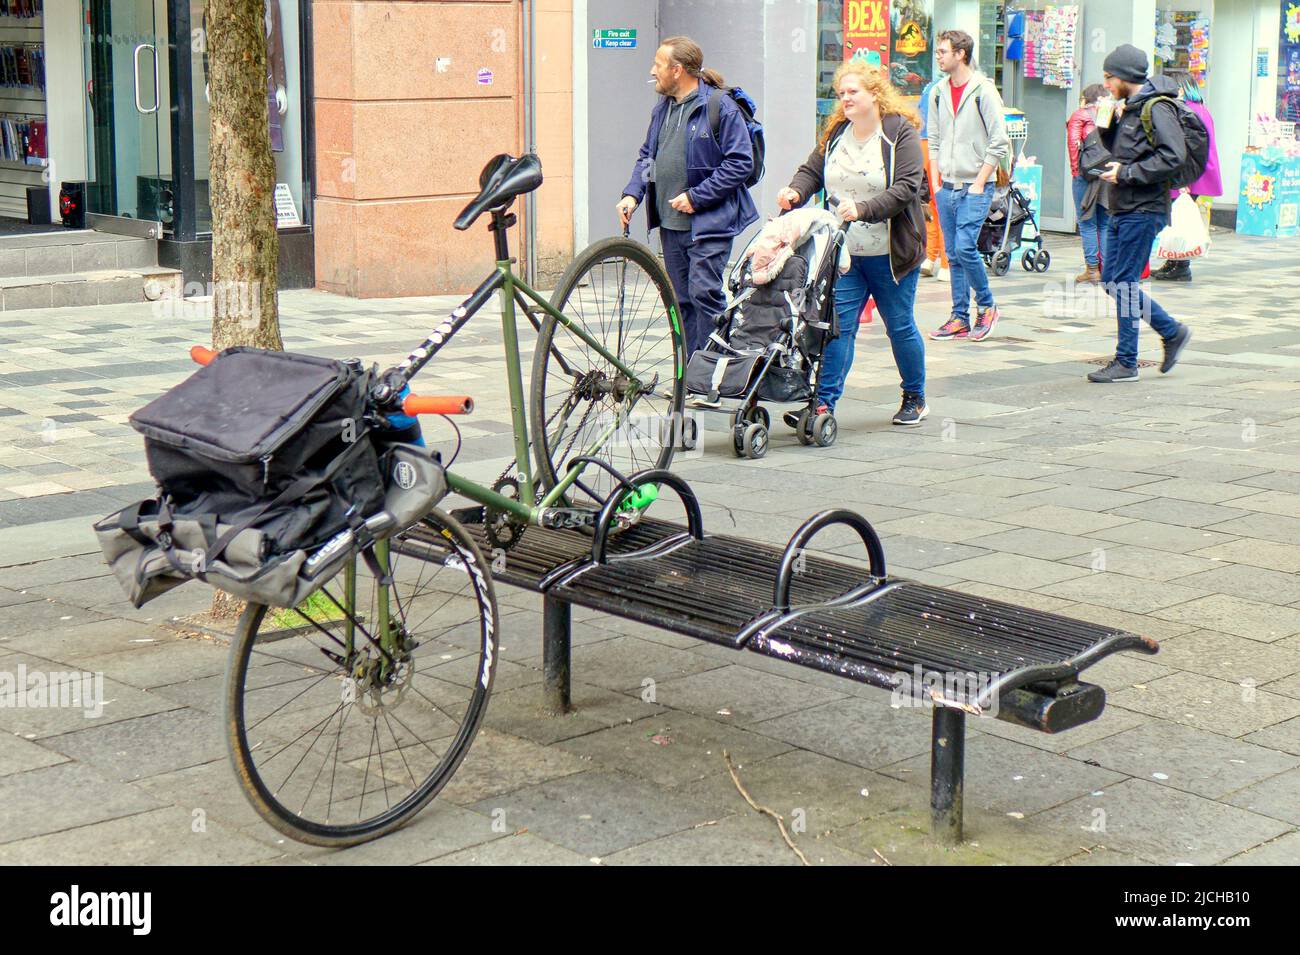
[95,348,445,609]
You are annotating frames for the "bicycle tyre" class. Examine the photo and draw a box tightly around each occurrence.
[225,507,498,848]
[530,237,685,505]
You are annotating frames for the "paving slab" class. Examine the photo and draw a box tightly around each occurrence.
[1030,778,1291,865]
[556,710,793,789]
[1110,671,1300,738]
[1153,629,1300,685]
[1066,721,1299,799]
[1221,768,1300,826]
[650,664,846,727]
[0,761,164,845]
[1152,594,1300,643]
[468,769,734,860]
[43,707,224,782]
[0,805,282,865]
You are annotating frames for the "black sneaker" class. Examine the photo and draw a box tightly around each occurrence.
[1160,325,1191,374]
[1087,359,1140,383]
[784,403,828,429]
[892,392,929,426]
[1152,260,1192,282]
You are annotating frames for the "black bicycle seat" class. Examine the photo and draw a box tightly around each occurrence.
[454,153,544,231]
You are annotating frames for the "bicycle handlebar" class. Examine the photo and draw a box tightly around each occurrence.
[403,395,473,416]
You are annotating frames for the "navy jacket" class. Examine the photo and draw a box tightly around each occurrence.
[622,84,759,241]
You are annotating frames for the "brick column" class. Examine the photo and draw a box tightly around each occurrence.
[313,0,527,297]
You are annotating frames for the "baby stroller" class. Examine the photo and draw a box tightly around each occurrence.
[684,211,845,459]
[979,182,1050,276]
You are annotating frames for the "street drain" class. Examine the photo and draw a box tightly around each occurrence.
[1085,356,1158,368]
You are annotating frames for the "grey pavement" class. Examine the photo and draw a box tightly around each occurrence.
[1,229,1299,864]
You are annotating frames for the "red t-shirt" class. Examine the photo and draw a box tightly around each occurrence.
[950,80,968,116]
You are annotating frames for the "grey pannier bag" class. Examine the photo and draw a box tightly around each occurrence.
[95,443,447,610]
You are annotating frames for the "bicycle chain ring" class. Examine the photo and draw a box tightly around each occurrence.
[486,476,526,551]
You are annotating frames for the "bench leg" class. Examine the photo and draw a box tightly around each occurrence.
[930,706,965,845]
[542,596,571,715]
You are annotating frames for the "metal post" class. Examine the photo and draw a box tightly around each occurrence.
[542,597,571,715]
[930,706,965,845]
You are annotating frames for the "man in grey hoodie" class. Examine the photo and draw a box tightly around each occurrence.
[925,30,1011,343]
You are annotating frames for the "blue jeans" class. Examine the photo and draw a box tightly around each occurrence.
[660,228,733,357]
[818,254,924,411]
[1071,175,1108,267]
[1101,211,1182,367]
[936,184,995,318]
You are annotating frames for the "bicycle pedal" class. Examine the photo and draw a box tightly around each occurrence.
[539,507,597,531]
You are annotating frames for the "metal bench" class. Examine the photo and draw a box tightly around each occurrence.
[398,470,1158,843]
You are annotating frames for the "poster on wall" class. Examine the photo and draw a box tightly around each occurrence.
[843,0,890,68]
[1280,1,1300,123]
[890,0,932,97]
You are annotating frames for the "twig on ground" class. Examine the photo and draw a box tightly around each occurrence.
[873,847,892,866]
[723,749,810,866]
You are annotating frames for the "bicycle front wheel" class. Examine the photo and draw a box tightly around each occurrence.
[225,508,497,848]
[531,237,685,505]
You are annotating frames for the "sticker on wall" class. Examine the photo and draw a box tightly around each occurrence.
[477,68,494,86]
[436,57,451,74]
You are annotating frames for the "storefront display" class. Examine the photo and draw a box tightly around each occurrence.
[1237,144,1300,237]
[817,0,934,121]
[1155,9,1210,89]
[1280,1,1300,123]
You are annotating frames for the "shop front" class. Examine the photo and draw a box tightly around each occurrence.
[1,1,313,286]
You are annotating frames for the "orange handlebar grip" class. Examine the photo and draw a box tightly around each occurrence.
[403,395,474,416]
[191,345,218,366]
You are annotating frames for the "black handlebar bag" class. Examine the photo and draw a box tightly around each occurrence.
[95,348,400,608]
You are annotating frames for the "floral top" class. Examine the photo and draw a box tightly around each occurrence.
[824,125,890,257]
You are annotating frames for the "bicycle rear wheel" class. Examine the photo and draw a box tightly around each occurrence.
[530,237,685,506]
[225,508,497,848]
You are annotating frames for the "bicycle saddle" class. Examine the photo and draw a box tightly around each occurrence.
[454,153,544,231]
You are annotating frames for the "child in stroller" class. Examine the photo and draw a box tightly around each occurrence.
[684,209,846,459]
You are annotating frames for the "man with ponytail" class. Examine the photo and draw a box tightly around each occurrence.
[618,36,759,356]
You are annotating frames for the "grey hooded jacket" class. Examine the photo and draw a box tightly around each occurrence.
[925,72,1011,185]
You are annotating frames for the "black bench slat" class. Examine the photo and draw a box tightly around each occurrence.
[400,517,1152,700]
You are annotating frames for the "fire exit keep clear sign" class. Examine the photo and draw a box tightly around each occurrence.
[593,29,637,49]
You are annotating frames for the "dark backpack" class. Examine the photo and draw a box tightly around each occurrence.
[708,85,765,187]
[1139,95,1209,190]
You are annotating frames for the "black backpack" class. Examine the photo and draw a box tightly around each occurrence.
[1139,95,1210,190]
[708,86,765,187]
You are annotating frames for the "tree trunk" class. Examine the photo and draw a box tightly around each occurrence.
[208,0,282,353]
[207,0,282,620]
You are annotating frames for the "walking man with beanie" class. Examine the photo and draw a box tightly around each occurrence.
[926,29,1011,342]
[617,37,758,357]
[1089,43,1193,382]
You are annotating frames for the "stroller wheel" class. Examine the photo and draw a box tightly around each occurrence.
[1034,249,1051,273]
[992,251,1011,276]
[812,413,837,448]
[742,422,769,459]
[1021,251,1035,271]
[731,422,747,458]
[795,409,815,446]
[743,404,770,431]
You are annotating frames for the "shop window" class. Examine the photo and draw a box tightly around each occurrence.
[191,0,305,234]
[817,0,935,123]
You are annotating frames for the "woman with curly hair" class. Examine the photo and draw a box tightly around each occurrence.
[777,61,930,427]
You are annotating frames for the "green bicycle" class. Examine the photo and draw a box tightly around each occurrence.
[223,153,687,846]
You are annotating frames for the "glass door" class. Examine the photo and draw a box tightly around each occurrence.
[82,0,172,237]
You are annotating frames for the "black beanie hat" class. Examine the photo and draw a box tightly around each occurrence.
[1103,44,1148,83]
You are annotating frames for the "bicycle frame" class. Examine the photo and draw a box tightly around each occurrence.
[381,222,667,530]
